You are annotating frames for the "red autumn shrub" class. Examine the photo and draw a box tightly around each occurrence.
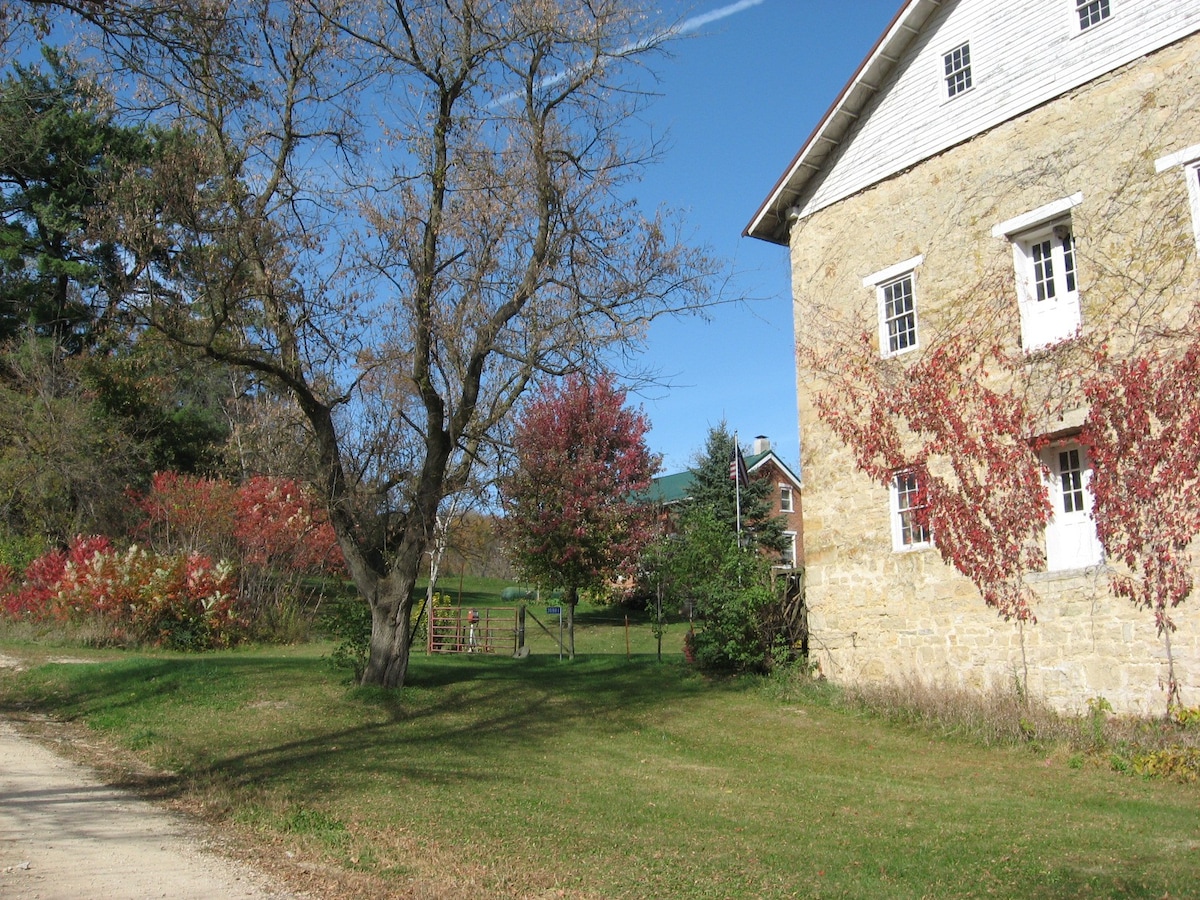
[234,476,344,575]
[4,475,346,644]
[1,536,243,649]
[131,471,238,558]
[132,472,343,578]
[4,546,70,619]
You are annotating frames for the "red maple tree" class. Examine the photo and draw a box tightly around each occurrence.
[498,373,661,656]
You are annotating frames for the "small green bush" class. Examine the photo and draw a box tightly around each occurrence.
[656,506,791,674]
[1173,705,1200,729]
[323,598,372,682]
[1132,747,1200,783]
[0,533,47,577]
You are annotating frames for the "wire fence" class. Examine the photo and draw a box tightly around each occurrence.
[428,604,691,658]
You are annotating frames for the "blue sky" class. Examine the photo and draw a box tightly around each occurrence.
[631,0,901,476]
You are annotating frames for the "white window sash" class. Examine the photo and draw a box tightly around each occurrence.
[890,471,931,552]
[867,256,924,359]
[1155,144,1200,252]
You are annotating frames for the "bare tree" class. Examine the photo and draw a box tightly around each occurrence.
[41,0,715,688]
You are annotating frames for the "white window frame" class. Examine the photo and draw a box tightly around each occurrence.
[1155,143,1200,252]
[890,469,931,552]
[993,194,1084,352]
[942,42,972,99]
[1041,442,1104,572]
[1074,0,1112,32]
[865,255,923,359]
[779,484,794,514]
[779,531,798,568]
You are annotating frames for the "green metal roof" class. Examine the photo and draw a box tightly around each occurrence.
[644,450,797,506]
[643,470,694,505]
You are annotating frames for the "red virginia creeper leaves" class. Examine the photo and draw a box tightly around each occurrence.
[813,335,1049,622]
[1085,345,1200,635]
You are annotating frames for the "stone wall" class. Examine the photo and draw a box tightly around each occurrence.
[789,34,1200,714]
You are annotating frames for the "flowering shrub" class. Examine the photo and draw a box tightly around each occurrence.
[2,474,345,645]
[1,535,243,649]
[125,472,346,639]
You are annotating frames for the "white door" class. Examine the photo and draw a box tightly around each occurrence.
[1042,443,1104,571]
[1017,227,1082,351]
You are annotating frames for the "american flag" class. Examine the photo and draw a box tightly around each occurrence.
[729,445,748,485]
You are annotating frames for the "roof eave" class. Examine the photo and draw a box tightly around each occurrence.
[743,0,939,245]
[747,451,803,489]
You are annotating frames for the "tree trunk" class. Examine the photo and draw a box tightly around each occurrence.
[361,572,417,688]
[354,517,432,689]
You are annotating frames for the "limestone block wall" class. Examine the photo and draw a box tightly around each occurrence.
[789,34,1200,714]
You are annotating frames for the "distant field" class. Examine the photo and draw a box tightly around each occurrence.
[1,636,1197,900]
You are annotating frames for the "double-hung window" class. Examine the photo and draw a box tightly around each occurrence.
[882,276,917,354]
[943,43,972,99]
[1076,0,1111,31]
[865,255,923,359]
[890,469,931,551]
[993,194,1084,351]
[779,484,794,514]
[1027,223,1078,303]
[1155,143,1200,252]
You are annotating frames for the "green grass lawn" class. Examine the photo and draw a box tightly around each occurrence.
[1,636,1198,900]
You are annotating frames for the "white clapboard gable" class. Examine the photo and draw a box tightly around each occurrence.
[747,0,1200,243]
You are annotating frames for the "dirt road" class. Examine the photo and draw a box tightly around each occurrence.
[0,717,302,900]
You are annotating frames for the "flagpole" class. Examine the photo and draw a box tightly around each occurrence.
[734,432,743,542]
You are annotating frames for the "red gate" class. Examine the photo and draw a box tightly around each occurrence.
[428,606,520,655]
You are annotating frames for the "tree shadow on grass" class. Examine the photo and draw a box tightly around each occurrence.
[0,651,720,806]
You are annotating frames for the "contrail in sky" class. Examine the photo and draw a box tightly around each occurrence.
[492,0,767,106]
[675,0,768,36]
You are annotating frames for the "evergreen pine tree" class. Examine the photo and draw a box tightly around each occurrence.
[687,423,789,559]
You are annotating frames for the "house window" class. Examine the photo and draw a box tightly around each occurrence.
[1058,448,1085,513]
[882,275,917,354]
[1029,225,1077,302]
[1041,443,1104,571]
[993,194,1084,352]
[865,255,923,359]
[1015,222,1080,349]
[779,484,794,513]
[891,470,931,551]
[780,532,798,568]
[1154,145,1200,252]
[1076,0,1110,30]
[943,43,972,98]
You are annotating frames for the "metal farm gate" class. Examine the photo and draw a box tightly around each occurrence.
[428,606,523,655]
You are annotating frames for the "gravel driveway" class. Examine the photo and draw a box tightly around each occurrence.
[0,704,301,899]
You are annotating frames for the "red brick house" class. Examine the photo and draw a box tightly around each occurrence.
[649,435,804,569]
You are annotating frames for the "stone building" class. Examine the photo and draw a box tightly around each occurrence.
[746,0,1200,713]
